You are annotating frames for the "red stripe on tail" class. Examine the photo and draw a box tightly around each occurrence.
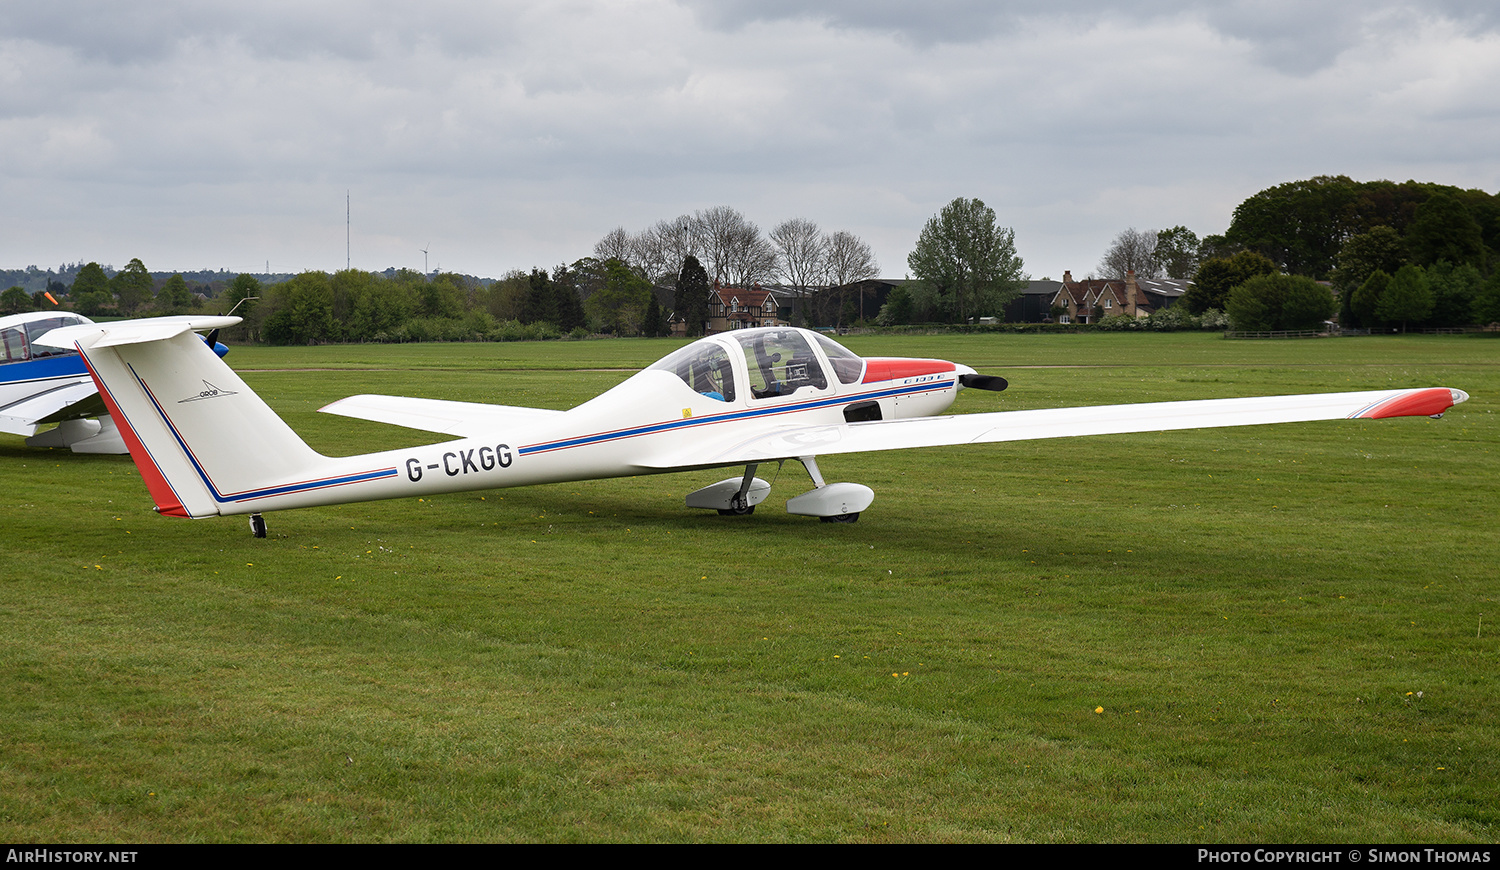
[76,346,191,517]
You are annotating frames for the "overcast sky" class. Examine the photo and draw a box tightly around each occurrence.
[3,1,1498,282]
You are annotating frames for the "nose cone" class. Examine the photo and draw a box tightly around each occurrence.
[954,364,1009,393]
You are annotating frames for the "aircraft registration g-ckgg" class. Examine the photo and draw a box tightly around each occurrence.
[38,315,1467,537]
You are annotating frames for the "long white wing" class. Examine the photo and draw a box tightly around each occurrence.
[319,394,564,438]
[639,387,1468,469]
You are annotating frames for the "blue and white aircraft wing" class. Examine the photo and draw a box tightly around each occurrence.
[0,380,104,435]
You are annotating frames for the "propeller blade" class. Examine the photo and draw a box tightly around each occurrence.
[959,373,1008,392]
[202,328,230,359]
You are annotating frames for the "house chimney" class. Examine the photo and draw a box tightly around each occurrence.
[1063,270,1073,284]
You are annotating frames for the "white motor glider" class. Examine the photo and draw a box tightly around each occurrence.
[39,315,1467,537]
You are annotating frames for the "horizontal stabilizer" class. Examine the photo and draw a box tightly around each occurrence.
[36,315,241,352]
[319,394,563,437]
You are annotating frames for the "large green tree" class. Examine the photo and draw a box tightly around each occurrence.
[1350,270,1390,329]
[1472,271,1500,326]
[1425,261,1483,328]
[1155,226,1201,279]
[521,268,556,326]
[263,272,335,345]
[1225,176,1361,278]
[419,273,467,319]
[1,286,33,315]
[1332,226,1407,327]
[156,273,193,313]
[906,197,1025,323]
[1404,192,1485,268]
[674,255,711,337]
[70,262,113,316]
[1331,226,1406,293]
[1376,264,1434,333]
[1225,273,1335,332]
[548,264,588,333]
[585,259,653,335]
[226,273,261,314]
[112,258,154,315]
[1182,250,1276,314]
[1224,177,1499,281]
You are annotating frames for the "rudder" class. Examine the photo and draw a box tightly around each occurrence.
[42,317,325,518]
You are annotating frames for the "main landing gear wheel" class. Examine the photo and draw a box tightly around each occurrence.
[819,512,860,524]
[249,513,267,538]
[717,504,756,516]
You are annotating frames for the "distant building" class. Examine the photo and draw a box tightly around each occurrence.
[1005,280,1064,322]
[1049,271,1187,324]
[707,284,788,333]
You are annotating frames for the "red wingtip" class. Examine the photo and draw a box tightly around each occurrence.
[1359,388,1465,419]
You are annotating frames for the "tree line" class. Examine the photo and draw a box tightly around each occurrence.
[19,177,1493,340]
[1090,177,1500,332]
[3,197,1031,337]
[594,206,880,289]
[2,259,216,319]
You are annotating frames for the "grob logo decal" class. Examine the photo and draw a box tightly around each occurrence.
[177,380,239,403]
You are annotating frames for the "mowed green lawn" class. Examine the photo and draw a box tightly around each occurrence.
[2,332,1495,842]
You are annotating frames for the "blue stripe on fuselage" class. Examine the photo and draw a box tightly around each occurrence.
[127,362,397,506]
[518,379,955,456]
[0,354,89,385]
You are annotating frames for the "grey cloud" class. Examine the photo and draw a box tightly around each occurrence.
[683,0,1500,73]
[0,1,525,66]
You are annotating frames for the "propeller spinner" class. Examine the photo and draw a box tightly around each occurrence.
[959,373,1008,392]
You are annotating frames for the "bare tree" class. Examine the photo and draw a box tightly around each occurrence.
[636,216,701,283]
[693,206,780,286]
[724,224,780,286]
[1097,228,1162,279]
[824,230,880,326]
[594,226,632,263]
[824,230,878,286]
[629,226,671,284]
[770,218,827,290]
[694,205,748,285]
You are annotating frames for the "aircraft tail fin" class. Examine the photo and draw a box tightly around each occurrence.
[39,316,326,518]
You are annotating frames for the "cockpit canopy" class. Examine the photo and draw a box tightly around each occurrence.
[0,313,92,364]
[649,327,865,403]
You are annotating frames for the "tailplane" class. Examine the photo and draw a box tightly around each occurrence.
[38,316,325,518]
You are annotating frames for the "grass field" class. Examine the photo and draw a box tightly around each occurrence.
[2,331,1495,842]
